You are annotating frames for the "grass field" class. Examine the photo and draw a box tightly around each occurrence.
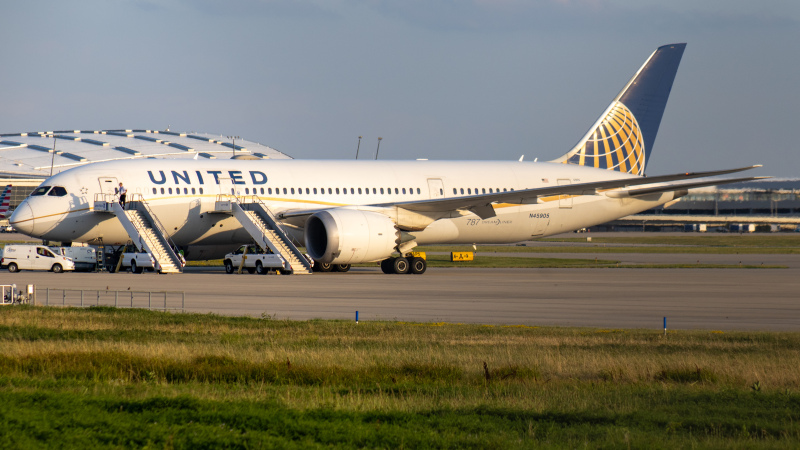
[1,306,799,448]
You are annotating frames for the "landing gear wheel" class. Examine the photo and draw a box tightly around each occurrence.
[8,263,19,273]
[334,264,351,273]
[224,260,234,274]
[392,257,409,274]
[380,258,395,274]
[256,261,267,275]
[314,261,333,272]
[409,257,427,275]
[52,263,64,273]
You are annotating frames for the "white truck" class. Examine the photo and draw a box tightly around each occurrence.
[50,246,97,272]
[1,244,76,273]
[111,245,157,274]
[223,245,287,275]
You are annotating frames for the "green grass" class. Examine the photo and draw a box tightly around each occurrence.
[0,307,799,447]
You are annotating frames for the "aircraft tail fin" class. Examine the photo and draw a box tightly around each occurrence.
[0,185,11,217]
[552,43,686,176]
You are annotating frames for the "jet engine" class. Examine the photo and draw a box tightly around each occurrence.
[305,209,399,264]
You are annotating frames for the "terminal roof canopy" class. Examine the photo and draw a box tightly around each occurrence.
[0,129,292,178]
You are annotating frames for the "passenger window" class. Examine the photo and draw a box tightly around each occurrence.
[283,188,287,194]
[453,188,457,195]
[482,188,486,194]
[291,188,295,194]
[306,188,310,194]
[31,186,51,196]
[328,188,332,194]
[372,188,377,194]
[169,188,173,194]
[161,188,165,194]
[394,188,399,194]
[336,188,340,194]
[402,188,406,194]
[417,188,421,194]
[192,187,196,194]
[358,188,362,194]
[380,188,384,194]
[350,188,354,194]
[199,188,204,194]
[152,188,157,194]
[313,188,317,194]
[184,188,189,194]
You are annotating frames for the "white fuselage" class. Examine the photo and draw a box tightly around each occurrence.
[10,159,677,259]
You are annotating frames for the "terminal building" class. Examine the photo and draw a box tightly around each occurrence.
[0,128,292,212]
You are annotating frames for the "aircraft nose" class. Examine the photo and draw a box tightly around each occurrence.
[9,202,35,236]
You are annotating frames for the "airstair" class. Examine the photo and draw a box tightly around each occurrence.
[93,194,184,273]
[215,195,312,275]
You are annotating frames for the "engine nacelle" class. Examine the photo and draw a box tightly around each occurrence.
[305,209,399,264]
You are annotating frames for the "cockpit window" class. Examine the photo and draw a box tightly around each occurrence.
[31,186,51,196]
[48,186,68,197]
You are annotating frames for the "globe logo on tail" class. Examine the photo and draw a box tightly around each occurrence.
[565,102,645,176]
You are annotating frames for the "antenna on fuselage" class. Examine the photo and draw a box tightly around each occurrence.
[355,136,362,159]
[519,155,524,162]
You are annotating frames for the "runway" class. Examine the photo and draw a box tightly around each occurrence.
[4,261,799,331]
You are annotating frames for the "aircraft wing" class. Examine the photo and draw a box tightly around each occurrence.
[392,165,762,218]
[604,176,770,198]
[278,165,761,222]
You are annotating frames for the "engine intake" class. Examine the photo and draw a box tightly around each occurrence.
[305,209,399,264]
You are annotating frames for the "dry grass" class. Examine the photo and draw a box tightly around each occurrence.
[2,307,799,394]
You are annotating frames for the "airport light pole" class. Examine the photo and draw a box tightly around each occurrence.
[375,137,382,160]
[227,135,240,158]
[49,134,57,176]
[355,136,362,159]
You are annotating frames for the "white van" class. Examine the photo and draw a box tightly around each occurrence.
[51,246,97,272]
[2,245,76,273]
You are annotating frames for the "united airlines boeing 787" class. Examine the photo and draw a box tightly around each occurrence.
[8,44,763,274]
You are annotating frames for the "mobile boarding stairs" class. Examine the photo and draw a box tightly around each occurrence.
[212,194,312,275]
[93,193,184,273]
[93,193,312,275]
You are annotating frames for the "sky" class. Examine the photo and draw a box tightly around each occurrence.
[1,0,798,177]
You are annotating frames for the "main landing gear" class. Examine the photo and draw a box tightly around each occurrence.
[380,256,426,275]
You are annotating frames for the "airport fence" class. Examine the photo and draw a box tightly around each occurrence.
[35,288,185,312]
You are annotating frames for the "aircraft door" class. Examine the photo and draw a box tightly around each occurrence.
[98,177,119,202]
[218,177,235,198]
[427,179,445,199]
[557,179,573,209]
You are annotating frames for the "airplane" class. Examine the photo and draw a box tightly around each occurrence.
[0,185,11,219]
[8,43,764,274]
